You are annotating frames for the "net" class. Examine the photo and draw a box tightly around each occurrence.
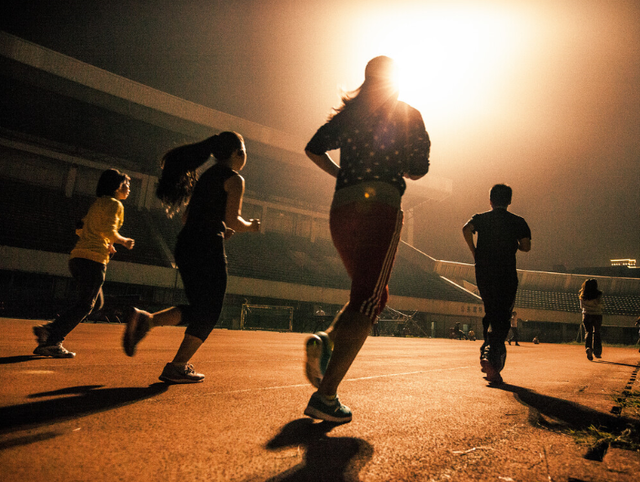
[241,304,293,331]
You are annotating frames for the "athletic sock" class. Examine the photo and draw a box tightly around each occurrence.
[319,393,337,403]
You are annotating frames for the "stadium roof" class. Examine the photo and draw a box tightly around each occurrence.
[0,30,451,208]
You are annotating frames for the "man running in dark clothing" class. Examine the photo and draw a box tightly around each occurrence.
[462,184,531,384]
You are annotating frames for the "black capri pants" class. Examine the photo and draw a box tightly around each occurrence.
[175,233,227,342]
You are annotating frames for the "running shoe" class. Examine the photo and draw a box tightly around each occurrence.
[304,392,352,423]
[159,363,205,384]
[33,343,75,358]
[480,358,503,385]
[305,331,332,388]
[586,348,593,361]
[123,307,151,357]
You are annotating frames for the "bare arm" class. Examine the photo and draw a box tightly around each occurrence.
[305,150,340,178]
[462,222,476,260]
[518,238,531,252]
[112,232,135,249]
[181,205,189,226]
[224,173,260,233]
[106,204,134,249]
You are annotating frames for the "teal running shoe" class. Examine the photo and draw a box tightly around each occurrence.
[305,331,332,388]
[304,392,352,423]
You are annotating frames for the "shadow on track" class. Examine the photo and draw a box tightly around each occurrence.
[0,355,47,365]
[593,360,640,369]
[0,430,64,450]
[265,418,373,482]
[0,383,168,434]
[493,383,639,433]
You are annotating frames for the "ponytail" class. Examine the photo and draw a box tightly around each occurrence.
[156,132,244,217]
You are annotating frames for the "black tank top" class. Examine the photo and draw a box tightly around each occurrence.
[180,163,235,242]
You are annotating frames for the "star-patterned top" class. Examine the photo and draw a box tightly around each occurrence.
[306,99,430,196]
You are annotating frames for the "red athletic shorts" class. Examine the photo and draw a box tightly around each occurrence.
[330,201,404,320]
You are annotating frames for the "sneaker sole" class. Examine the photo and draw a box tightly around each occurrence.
[123,308,144,357]
[480,359,502,384]
[33,347,75,358]
[303,405,352,423]
[483,375,504,385]
[305,336,323,388]
[159,375,204,384]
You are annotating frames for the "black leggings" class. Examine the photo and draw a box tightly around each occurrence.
[583,314,602,356]
[48,257,106,344]
[175,235,227,342]
[476,268,518,370]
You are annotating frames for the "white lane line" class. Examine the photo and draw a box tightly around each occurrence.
[159,366,475,399]
[346,366,474,382]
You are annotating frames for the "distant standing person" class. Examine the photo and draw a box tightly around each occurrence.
[303,55,431,422]
[33,169,135,357]
[507,311,520,346]
[123,132,260,383]
[579,278,604,361]
[462,184,531,384]
[372,319,380,336]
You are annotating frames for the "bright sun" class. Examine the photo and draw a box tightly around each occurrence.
[347,4,532,127]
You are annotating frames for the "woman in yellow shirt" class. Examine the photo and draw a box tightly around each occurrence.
[33,169,135,357]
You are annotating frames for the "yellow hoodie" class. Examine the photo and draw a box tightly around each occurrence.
[70,196,125,265]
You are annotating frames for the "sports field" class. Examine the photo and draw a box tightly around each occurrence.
[1,318,639,481]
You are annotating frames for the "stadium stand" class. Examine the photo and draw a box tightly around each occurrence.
[1,30,637,340]
[1,178,170,266]
[515,289,640,317]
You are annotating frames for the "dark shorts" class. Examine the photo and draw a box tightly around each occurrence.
[330,201,403,320]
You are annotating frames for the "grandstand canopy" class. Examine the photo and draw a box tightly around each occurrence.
[0,31,451,210]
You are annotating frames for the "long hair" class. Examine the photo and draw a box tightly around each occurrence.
[156,131,244,217]
[331,56,399,120]
[96,168,129,197]
[579,279,602,301]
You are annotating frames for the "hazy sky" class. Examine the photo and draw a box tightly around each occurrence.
[1,0,639,271]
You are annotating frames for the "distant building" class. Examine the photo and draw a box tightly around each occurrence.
[611,259,637,267]
[572,265,640,279]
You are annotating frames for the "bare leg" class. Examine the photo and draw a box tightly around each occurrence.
[171,333,203,365]
[123,306,182,357]
[150,306,182,327]
[323,304,347,343]
[318,308,372,397]
[149,308,202,365]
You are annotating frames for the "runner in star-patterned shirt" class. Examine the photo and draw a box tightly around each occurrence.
[302,56,432,424]
[306,99,430,195]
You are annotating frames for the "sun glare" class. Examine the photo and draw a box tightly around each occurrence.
[347,4,533,126]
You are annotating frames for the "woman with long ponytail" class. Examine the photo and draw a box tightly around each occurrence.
[123,131,260,383]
